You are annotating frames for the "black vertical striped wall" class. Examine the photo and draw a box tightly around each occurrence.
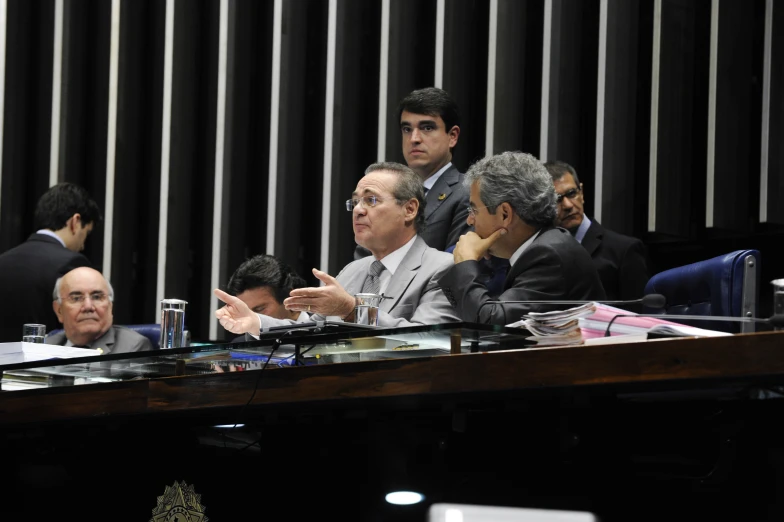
[0,0,781,341]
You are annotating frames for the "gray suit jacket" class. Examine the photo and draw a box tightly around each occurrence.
[258,236,459,330]
[46,325,154,354]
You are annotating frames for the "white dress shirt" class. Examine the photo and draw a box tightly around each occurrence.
[509,230,542,267]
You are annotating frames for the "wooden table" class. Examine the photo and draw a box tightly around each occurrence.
[1,332,783,521]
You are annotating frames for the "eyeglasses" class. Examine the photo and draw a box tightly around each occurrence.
[556,187,581,203]
[62,292,110,305]
[346,195,386,211]
[466,204,493,218]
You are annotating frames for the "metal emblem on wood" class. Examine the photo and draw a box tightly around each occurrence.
[150,481,209,522]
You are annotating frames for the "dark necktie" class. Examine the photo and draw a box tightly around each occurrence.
[362,261,385,295]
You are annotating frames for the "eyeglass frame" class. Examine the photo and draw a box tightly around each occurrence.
[60,291,112,306]
[466,203,497,218]
[346,195,394,211]
[555,187,582,204]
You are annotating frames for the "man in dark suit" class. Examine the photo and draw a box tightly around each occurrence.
[0,183,102,341]
[355,87,470,258]
[398,87,471,250]
[439,152,606,325]
[545,160,650,301]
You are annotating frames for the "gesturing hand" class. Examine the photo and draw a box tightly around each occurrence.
[214,288,261,335]
[283,268,356,319]
[453,229,507,263]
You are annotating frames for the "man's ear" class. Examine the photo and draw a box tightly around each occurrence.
[404,198,420,225]
[448,125,460,148]
[52,300,64,323]
[500,202,514,227]
[67,213,82,233]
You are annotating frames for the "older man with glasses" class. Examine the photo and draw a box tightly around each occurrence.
[46,267,153,353]
[438,151,606,326]
[214,162,459,336]
[545,160,650,301]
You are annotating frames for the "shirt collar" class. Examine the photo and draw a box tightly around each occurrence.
[423,162,452,191]
[36,229,66,248]
[509,230,542,267]
[376,235,417,275]
[574,215,592,244]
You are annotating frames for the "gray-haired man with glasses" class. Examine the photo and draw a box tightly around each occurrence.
[46,267,153,353]
[214,162,459,335]
[438,152,606,325]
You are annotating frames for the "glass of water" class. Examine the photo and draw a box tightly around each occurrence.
[22,323,46,343]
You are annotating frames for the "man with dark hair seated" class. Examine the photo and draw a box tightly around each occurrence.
[226,254,308,322]
[0,182,102,341]
[544,160,650,301]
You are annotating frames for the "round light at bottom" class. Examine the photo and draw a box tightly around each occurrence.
[385,491,425,505]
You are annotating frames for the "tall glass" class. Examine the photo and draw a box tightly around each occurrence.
[354,293,383,326]
[22,323,46,343]
[772,279,784,331]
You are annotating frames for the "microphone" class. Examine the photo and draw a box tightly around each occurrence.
[602,313,784,337]
[474,294,667,323]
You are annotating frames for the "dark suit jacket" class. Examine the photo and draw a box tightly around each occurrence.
[0,233,92,341]
[439,227,606,325]
[421,164,471,251]
[581,219,650,301]
[354,164,471,259]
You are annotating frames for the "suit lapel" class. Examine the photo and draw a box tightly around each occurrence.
[424,165,459,219]
[381,238,425,313]
[503,227,551,288]
[343,257,374,296]
[581,220,603,256]
[91,327,116,353]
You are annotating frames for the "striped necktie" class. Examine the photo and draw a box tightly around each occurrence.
[362,260,385,295]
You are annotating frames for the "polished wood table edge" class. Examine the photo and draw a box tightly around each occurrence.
[1,331,783,426]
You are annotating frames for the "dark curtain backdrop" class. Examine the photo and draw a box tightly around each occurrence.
[0,0,781,341]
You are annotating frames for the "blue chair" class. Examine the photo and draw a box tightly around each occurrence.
[47,324,162,348]
[644,250,760,333]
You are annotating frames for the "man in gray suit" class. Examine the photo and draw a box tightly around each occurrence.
[214,162,459,335]
[46,267,153,354]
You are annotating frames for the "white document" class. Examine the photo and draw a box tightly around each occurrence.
[0,342,99,366]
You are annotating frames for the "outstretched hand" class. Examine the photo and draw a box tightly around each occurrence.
[453,229,507,263]
[283,268,356,319]
[214,288,260,335]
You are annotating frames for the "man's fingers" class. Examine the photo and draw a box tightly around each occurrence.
[312,268,338,286]
[481,228,507,247]
[214,288,238,305]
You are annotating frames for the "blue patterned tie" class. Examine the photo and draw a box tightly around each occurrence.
[362,260,385,294]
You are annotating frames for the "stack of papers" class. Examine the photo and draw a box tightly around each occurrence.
[507,303,598,346]
[505,302,732,347]
[579,304,731,339]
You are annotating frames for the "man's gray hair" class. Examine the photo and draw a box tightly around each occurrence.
[53,275,116,304]
[464,151,557,228]
[364,162,427,232]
